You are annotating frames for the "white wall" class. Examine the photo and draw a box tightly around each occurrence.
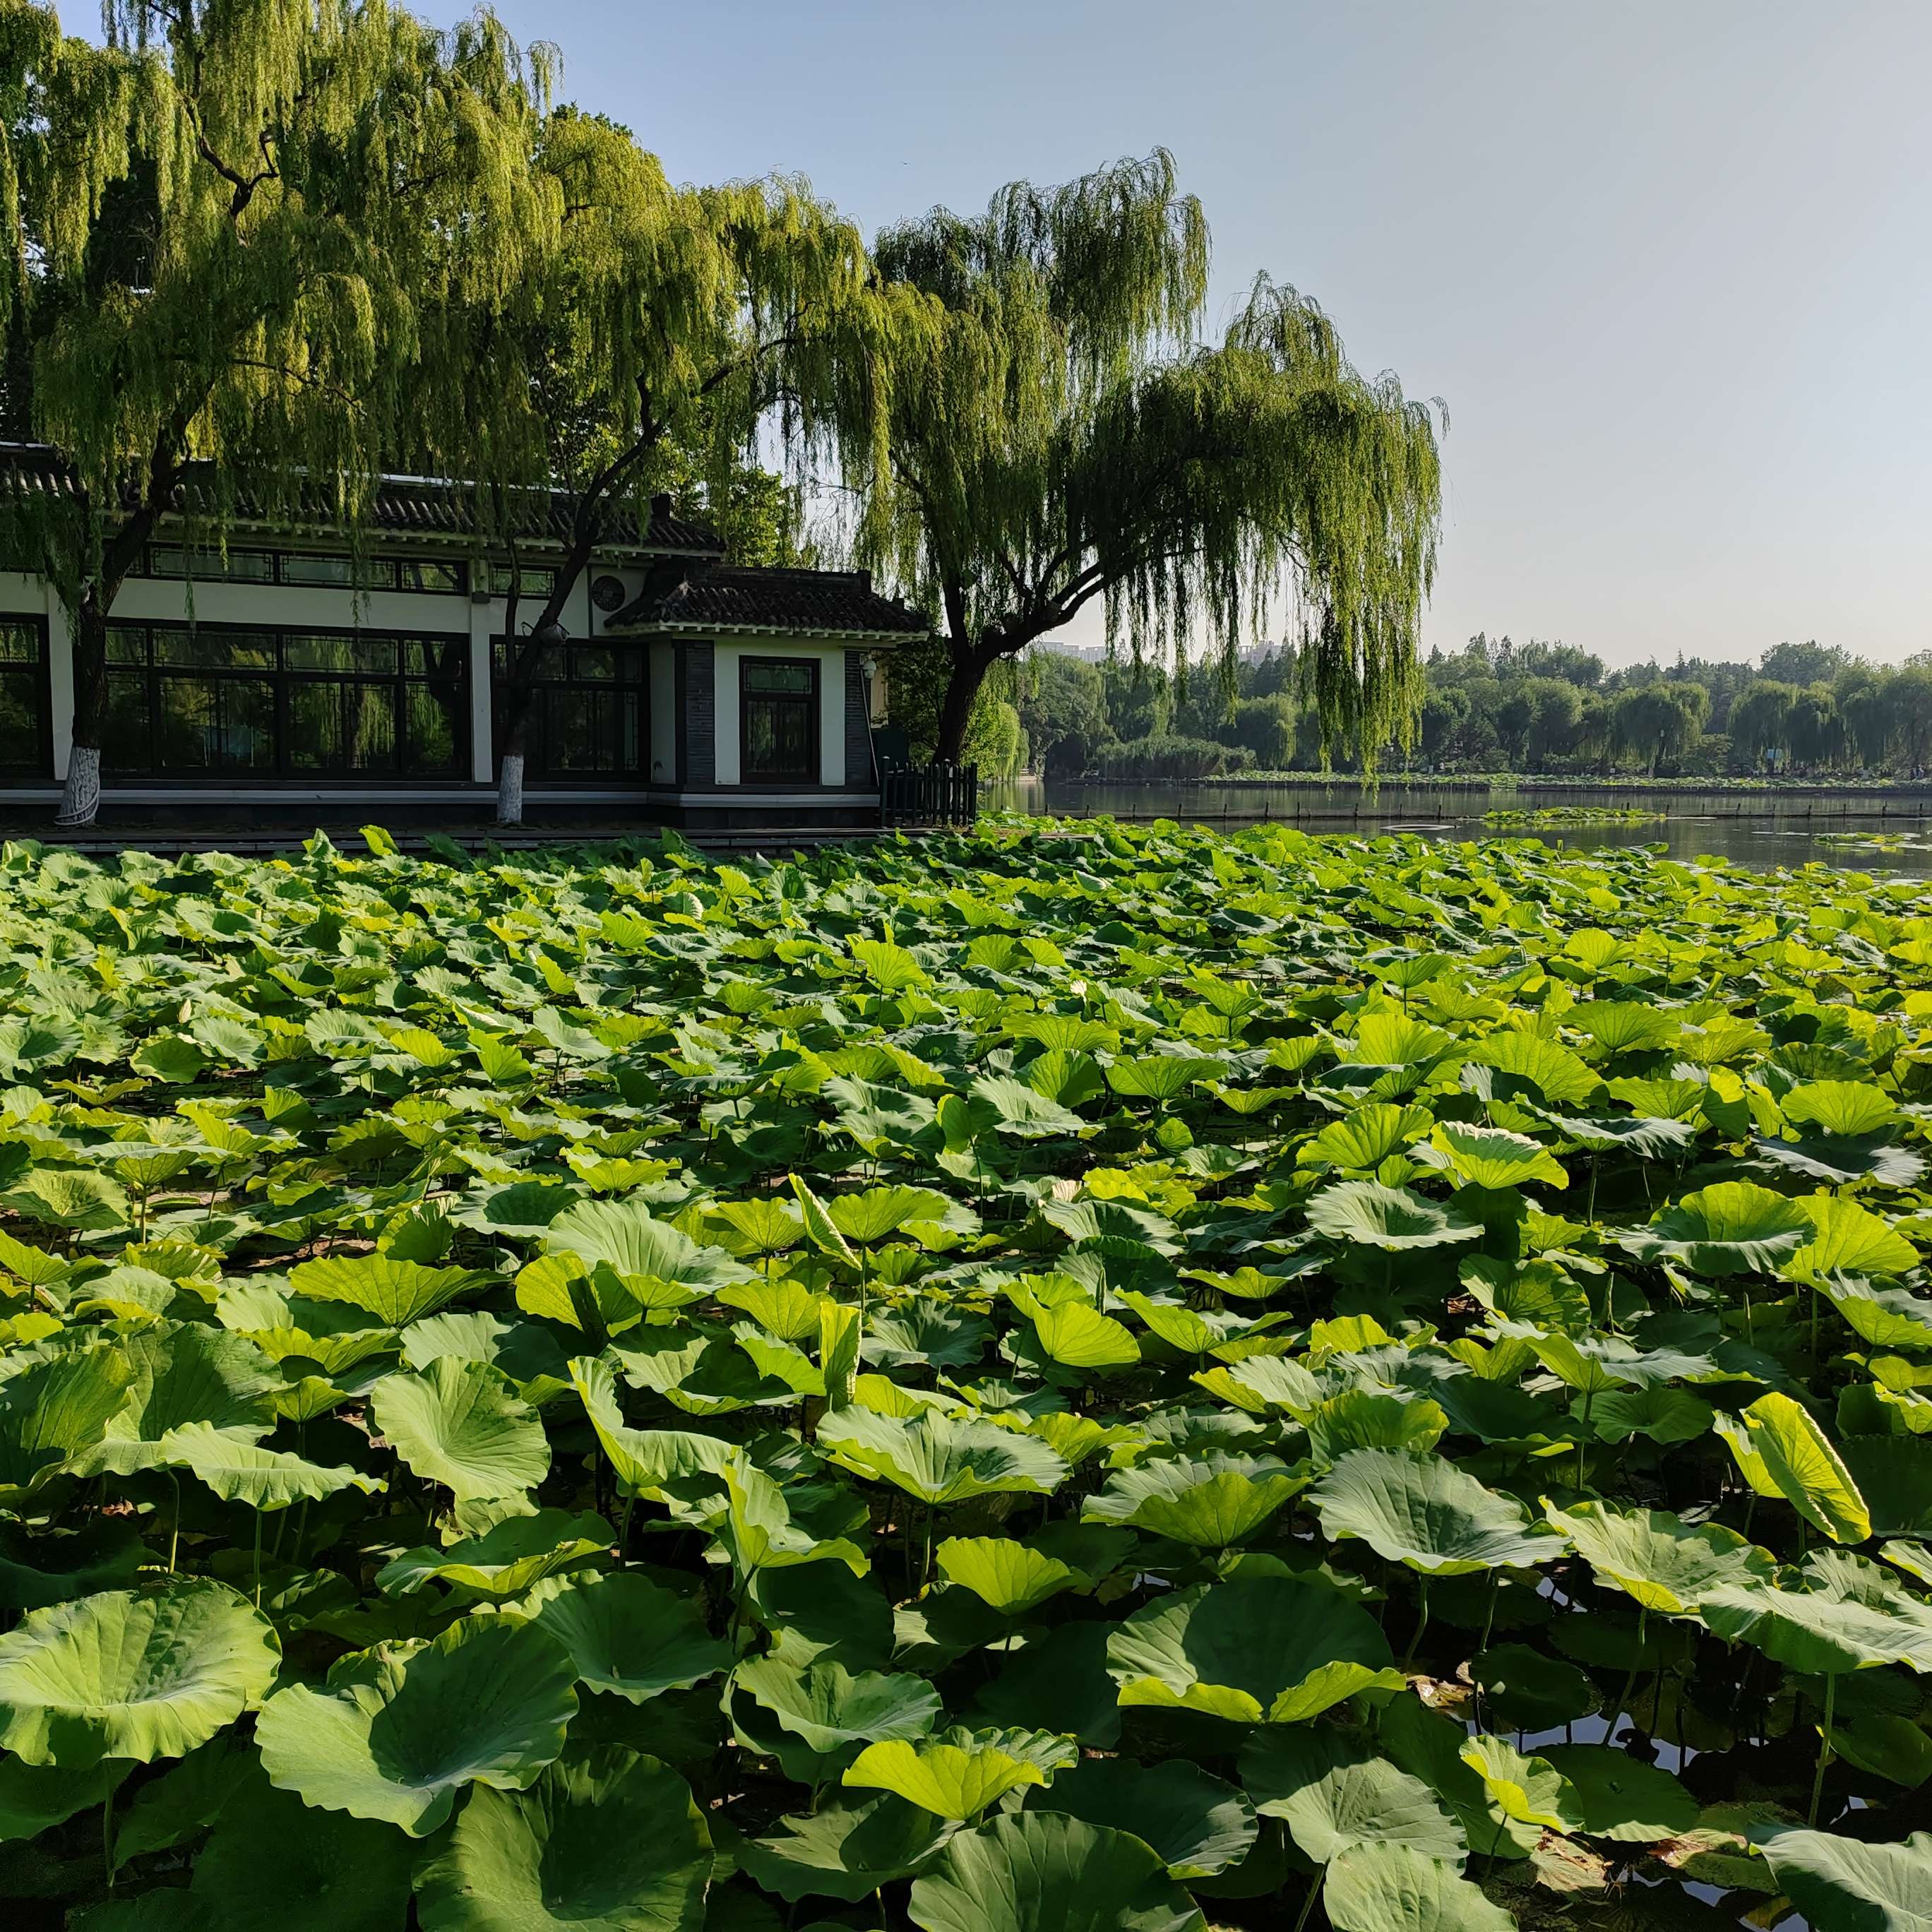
[712,640,847,788]
[648,644,676,785]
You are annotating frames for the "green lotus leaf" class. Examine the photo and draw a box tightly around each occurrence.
[1027,1296,1141,1368]
[1827,1282,1932,1352]
[568,1356,735,1496]
[1543,1500,1776,1614]
[708,1455,868,1581]
[1105,1575,1402,1724]
[0,1342,136,1505]
[1304,1103,1434,1172]
[734,1790,955,1904]
[542,1198,752,1289]
[732,1655,941,1763]
[1427,1120,1568,1191]
[1039,1197,1181,1258]
[1716,1392,1870,1544]
[287,1254,490,1326]
[0,1754,128,1842]
[378,1509,614,1599]
[1699,1580,1932,1672]
[1083,1452,1303,1548]
[935,1537,1083,1616]
[78,1323,280,1476]
[1470,1643,1597,1731]
[156,1419,384,1510]
[414,1744,712,1932]
[1306,1182,1483,1251]
[816,1409,1068,1504]
[1302,1389,1450,1465]
[970,1075,1087,1138]
[1622,1181,1813,1275]
[1322,1841,1516,1932]
[1570,999,1681,1056]
[510,1570,732,1701]
[255,1614,578,1835]
[1789,1194,1920,1282]
[0,1580,280,1767]
[1533,1106,1699,1158]
[1241,1727,1465,1865]
[1027,1755,1257,1879]
[1106,1054,1224,1104]
[1468,1031,1599,1104]
[843,1725,1078,1818]
[13,1167,132,1231]
[0,1517,145,1611]
[1587,1384,1715,1444]
[1538,1744,1697,1842]
[1376,1695,1539,1860]
[1783,1080,1899,1137]
[1311,1448,1560,1575]
[1831,1712,1932,1788]
[369,1356,550,1502]
[968,1621,1123,1749]
[907,1812,1205,1932]
[190,1774,415,1932]
[1751,1825,1932,1928]
[1458,1734,1581,1833]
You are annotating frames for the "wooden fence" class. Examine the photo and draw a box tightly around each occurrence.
[881,762,979,828]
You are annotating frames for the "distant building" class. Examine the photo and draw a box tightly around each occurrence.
[0,446,926,828]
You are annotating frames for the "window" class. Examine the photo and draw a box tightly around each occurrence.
[0,620,49,777]
[482,563,559,601]
[137,547,467,593]
[741,657,819,783]
[491,639,645,783]
[105,622,467,780]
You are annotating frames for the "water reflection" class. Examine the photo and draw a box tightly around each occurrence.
[983,777,1932,878]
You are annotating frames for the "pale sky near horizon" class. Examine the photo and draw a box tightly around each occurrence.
[137,1,1932,667]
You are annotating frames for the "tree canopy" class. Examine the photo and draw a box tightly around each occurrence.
[845,151,1443,766]
[1,0,555,821]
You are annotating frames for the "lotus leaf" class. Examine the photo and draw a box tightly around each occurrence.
[0,1580,280,1766]
[1312,1448,1559,1574]
[254,1614,578,1834]
[1321,1841,1516,1932]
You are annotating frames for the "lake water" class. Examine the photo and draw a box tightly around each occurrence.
[983,777,1932,879]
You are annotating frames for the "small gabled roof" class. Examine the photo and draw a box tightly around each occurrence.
[0,444,723,558]
[607,564,928,642]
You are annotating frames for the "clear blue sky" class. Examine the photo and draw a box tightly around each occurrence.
[431,5,1932,664]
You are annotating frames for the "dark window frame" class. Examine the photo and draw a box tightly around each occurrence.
[739,655,821,785]
[105,619,470,782]
[489,637,648,785]
[0,614,52,780]
[136,544,469,595]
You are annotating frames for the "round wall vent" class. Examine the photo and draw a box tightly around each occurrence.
[590,574,627,613]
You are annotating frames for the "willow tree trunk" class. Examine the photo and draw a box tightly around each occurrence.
[933,638,993,765]
[56,602,111,828]
[496,683,536,826]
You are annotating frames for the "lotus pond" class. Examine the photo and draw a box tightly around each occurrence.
[4,821,1932,1931]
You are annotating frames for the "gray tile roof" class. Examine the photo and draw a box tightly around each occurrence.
[608,564,928,639]
[0,443,722,556]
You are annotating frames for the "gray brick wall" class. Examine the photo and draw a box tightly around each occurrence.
[682,641,715,787]
[844,651,874,789]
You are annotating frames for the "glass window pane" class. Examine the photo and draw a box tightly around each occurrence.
[107,626,149,666]
[284,634,397,674]
[102,669,150,769]
[744,660,815,696]
[398,559,465,593]
[279,553,378,589]
[571,648,617,682]
[148,546,275,582]
[486,564,556,600]
[0,622,39,664]
[0,671,38,767]
[405,638,468,678]
[404,683,463,774]
[154,629,275,671]
[155,675,275,772]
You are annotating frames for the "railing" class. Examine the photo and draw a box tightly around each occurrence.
[881,761,979,828]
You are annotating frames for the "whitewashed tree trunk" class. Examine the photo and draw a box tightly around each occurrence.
[55,745,102,828]
[496,753,525,827]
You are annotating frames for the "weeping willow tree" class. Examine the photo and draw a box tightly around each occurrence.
[0,0,556,823]
[434,109,907,823]
[847,152,1444,766]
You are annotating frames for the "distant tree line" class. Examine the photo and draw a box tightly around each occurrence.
[987,634,1932,782]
